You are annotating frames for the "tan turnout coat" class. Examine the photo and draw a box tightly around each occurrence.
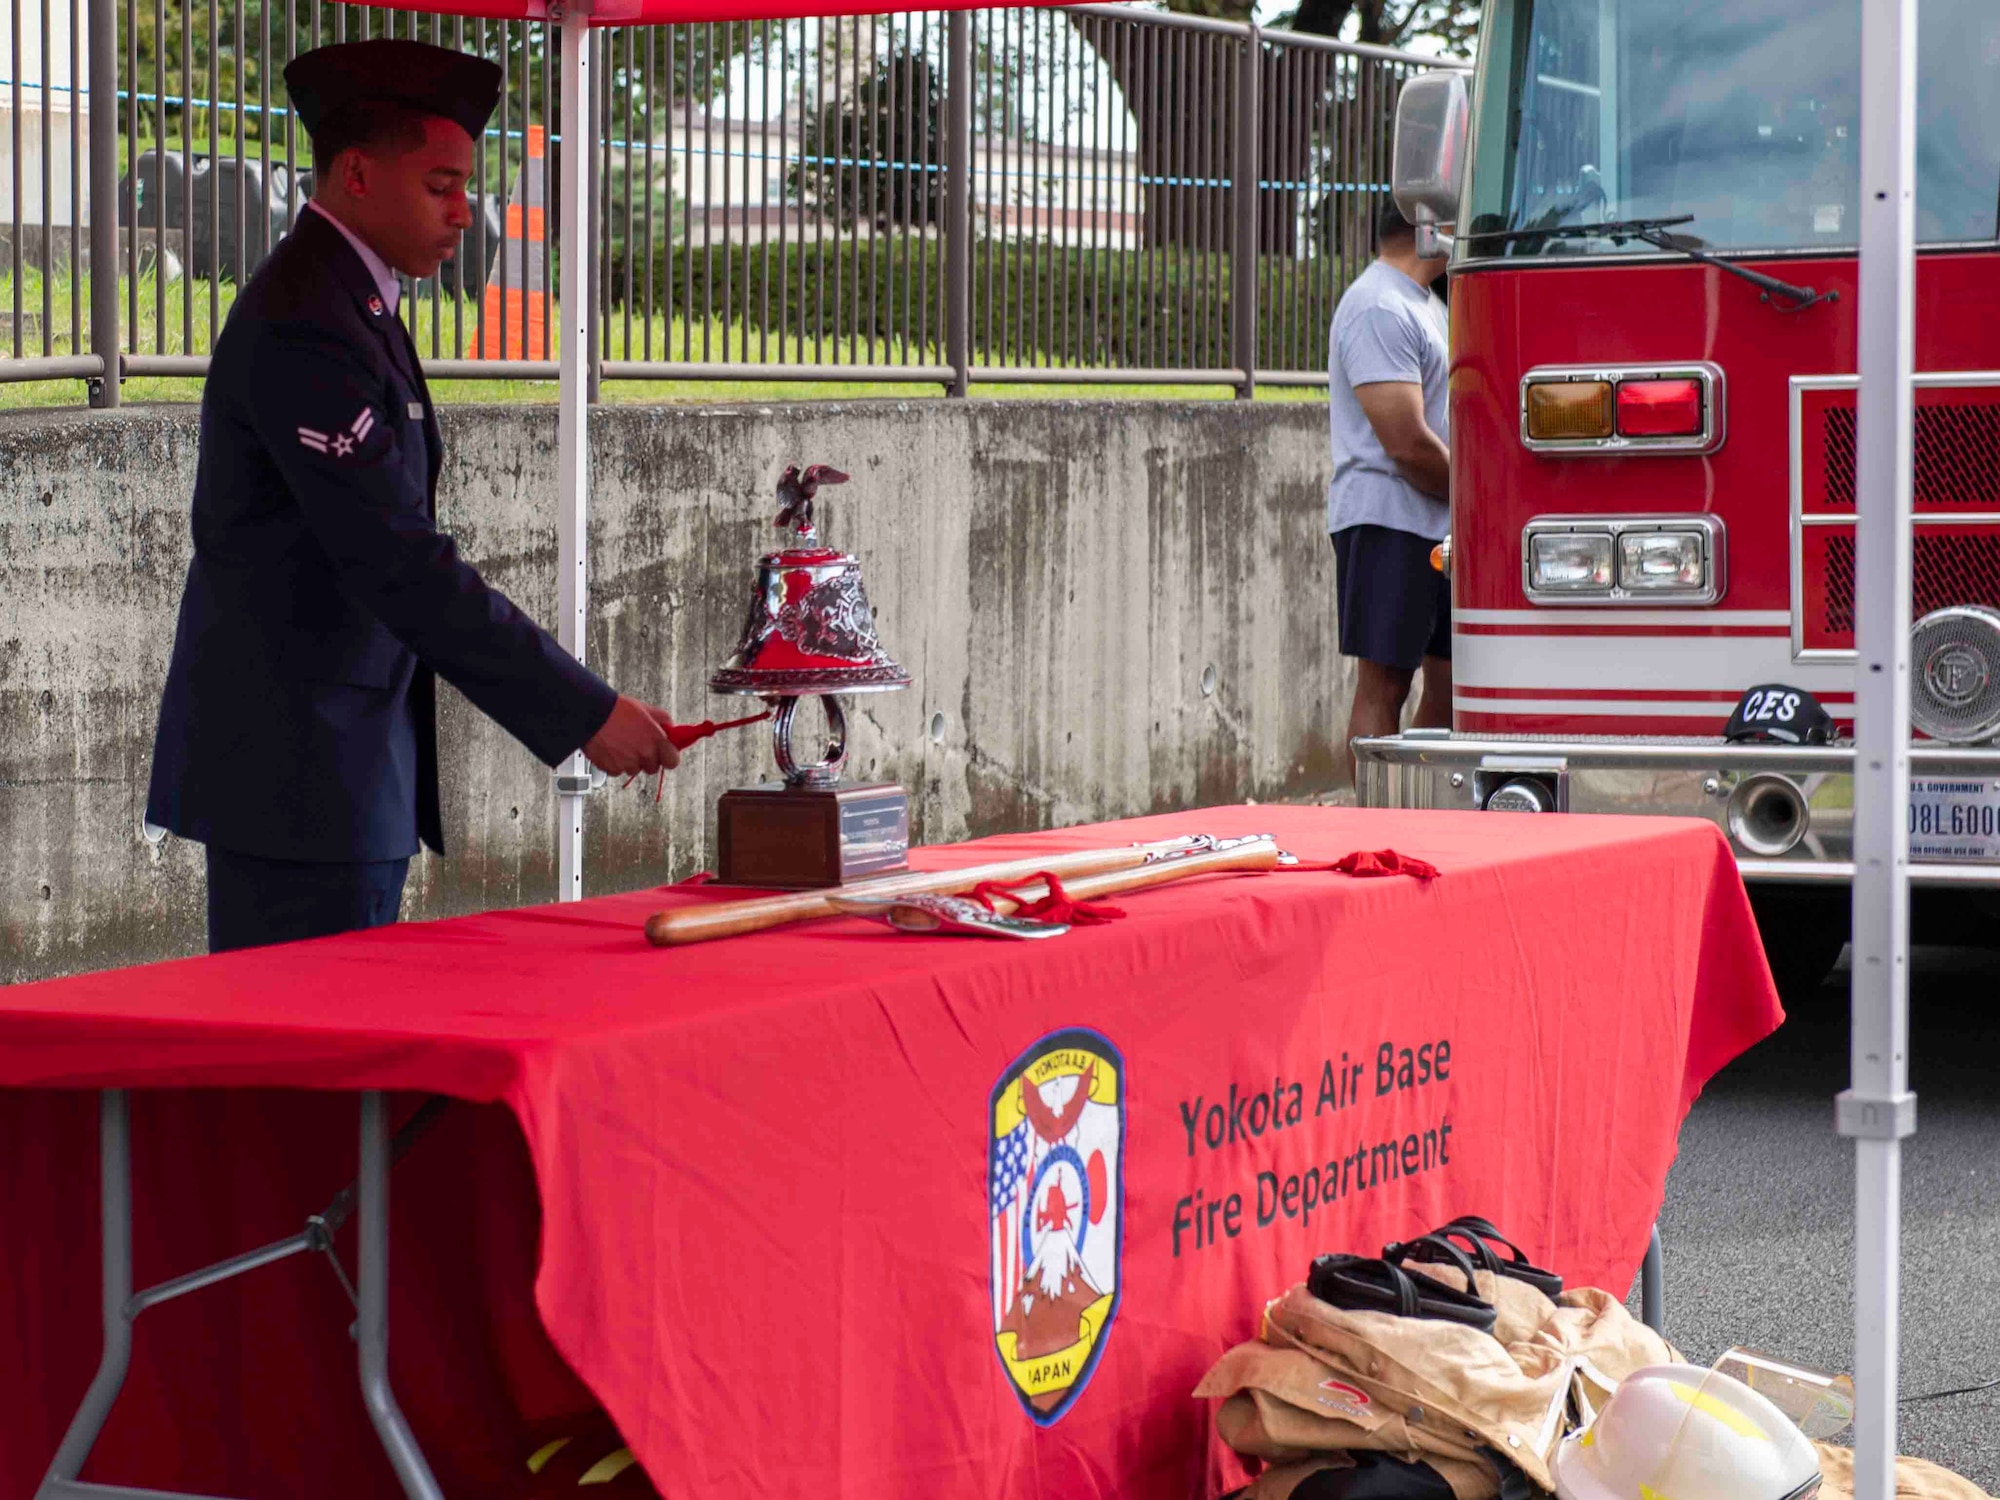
[1196,1272,1990,1500]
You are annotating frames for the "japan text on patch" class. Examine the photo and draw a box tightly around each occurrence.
[298,406,377,458]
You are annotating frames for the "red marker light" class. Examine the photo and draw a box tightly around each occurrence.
[1616,379,1705,438]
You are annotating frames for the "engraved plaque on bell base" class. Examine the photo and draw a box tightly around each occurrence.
[716,782,910,888]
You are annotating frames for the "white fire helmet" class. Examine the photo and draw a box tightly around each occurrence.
[1554,1365,1822,1500]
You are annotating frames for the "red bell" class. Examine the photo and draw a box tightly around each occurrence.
[710,465,909,790]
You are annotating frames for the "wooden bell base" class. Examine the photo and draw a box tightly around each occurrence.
[715,781,911,889]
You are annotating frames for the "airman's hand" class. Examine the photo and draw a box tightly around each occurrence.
[582,695,683,777]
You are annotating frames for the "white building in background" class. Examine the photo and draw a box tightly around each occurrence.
[0,0,90,235]
[640,108,1140,249]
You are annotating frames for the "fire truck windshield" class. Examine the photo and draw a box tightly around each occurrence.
[1464,0,2000,258]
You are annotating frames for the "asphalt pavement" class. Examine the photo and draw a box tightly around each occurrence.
[1652,943,2000,1491]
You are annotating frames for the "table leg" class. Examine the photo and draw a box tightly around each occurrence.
[357,1091,446,1500]
[36,1090,449,1500]
[1641,1223,1666,1335]
[36,1091,135,1499]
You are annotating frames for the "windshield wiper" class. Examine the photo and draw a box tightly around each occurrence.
[1462,213,1697,246]
[1465,214,1838,312]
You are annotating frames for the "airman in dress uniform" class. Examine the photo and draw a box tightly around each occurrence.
[146,39,680,953]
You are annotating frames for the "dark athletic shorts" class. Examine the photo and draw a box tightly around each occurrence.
[1331,524,1451,671]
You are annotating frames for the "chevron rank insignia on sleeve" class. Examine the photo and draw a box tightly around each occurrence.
[298,406,377,458]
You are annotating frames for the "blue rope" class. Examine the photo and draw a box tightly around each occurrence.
[106,85,1383,199]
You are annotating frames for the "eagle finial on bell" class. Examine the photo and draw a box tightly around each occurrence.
[774,463,847,545]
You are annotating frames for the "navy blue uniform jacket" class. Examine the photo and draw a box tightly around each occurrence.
[146,208,616,861]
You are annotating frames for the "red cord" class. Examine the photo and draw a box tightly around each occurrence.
[969,872,1126,925]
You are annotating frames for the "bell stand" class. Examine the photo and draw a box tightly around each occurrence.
[770,694,850,785]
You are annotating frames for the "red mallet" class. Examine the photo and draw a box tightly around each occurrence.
[666,709,772,749]
[624,711,773,799]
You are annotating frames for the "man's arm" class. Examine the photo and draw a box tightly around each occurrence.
[247,323,677,776]
[1353,380,1450,501]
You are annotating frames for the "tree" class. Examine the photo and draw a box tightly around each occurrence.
[1280,0,1479,54]
[1068,0,1476,256]
[788,48,945,231]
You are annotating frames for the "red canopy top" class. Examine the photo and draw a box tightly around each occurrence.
[384,0,1062,25]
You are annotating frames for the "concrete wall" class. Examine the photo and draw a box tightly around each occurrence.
[2,399,1347,983]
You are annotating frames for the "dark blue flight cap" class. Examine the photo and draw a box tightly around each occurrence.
[285,39,502,145]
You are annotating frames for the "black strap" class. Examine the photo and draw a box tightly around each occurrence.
[1310,1253,1421,1317]
[1307,1252,1498,1333]
[1428,1223,1504,1275]
[1438,1215,1564,1296]
[1443,1215,1531,1265]
[1384,1232,1483,1289]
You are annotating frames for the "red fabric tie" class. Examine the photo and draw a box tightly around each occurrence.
[970,872,1126,925]
[1280,849,1442,880]
[1331,848,1441,880]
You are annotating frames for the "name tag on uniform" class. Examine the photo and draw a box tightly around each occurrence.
[408,402,424,420]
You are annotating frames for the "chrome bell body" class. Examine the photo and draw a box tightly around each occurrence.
[710,465,909,787]
[708,545,911,698]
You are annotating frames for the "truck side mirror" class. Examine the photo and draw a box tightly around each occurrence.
[1393,72,1470,257]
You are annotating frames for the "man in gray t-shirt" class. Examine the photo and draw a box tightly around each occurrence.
[1327,199,1451,781]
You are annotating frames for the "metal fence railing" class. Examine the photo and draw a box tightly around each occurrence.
[0,0,1465,405]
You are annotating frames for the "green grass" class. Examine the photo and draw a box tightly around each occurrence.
[0,375,1324,408]
[0,267,1328,409]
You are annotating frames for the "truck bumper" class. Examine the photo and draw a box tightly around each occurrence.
[1353,731,2000,889]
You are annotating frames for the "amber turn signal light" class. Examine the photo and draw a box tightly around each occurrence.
[1615,378,1705,438]
[1525,380,1614,441]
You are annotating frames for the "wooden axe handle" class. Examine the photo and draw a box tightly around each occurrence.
[982,839,1280,912]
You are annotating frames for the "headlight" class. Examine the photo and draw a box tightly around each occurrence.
[1618,528,1707,591]
[1527,531,1614,592]
[1523,515,1725,606]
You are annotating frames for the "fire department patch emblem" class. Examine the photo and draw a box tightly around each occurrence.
[988,1028,1124,1425]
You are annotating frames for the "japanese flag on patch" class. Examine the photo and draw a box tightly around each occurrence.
[298,405,377,459]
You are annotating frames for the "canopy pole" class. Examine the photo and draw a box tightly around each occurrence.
[1840,4,1919,1500]
[555,0,593,902]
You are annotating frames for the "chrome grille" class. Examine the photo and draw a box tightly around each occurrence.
[1820,401,2000,509]
[1910,606,2000,743]
[1818,530,2000,638]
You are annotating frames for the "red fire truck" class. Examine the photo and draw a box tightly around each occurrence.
[1355,0,2000,996]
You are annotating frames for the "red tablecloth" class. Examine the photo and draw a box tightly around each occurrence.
[0,806,1781,1500]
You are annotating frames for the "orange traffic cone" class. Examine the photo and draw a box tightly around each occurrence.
[470,123,550,360]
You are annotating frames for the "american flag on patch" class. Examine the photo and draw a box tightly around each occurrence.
[990,1121,1032,1327]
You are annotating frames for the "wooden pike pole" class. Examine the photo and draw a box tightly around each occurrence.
[970,837,1281,914]
[644,834,1244,947]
